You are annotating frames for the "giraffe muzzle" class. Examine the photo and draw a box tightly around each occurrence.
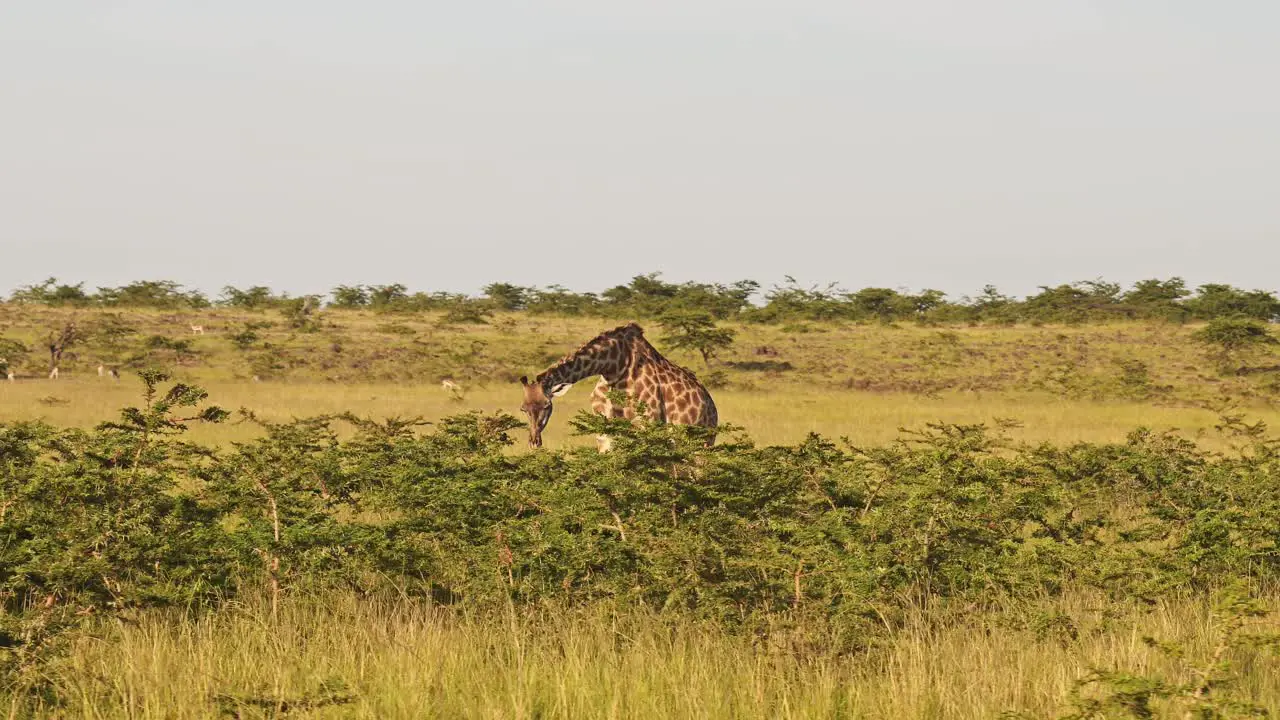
[527,407,552,449]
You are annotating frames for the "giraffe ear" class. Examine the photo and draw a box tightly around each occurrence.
[519,375,529,386]
[548,382,572,397]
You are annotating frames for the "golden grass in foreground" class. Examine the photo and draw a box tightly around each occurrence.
[3,378,1275,450]
[19,592,1279,719]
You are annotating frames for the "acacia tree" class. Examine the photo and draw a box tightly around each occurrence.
[660,311,735,367]
[481,283,530,311]
[1193,317,1278,373]
[46,323,79,377]
[8,278,91,306]
[368,284,409,310]
[0,338,28,377]
[281,295,323,331]
[220,285,281,309]
[329,285,370,308]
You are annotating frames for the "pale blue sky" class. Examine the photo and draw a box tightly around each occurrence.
[2,2,1277,300]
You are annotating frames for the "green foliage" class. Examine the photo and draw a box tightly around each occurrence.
[438,299,494,326]
[1023,281,1124,324]
[280,296,322,331]
[1186,284,1280,322]
[7,378,1280,702]
[1,371,228,690]
[0,338,29,374]
[748,277,848,323]
[8,278,91,306]
[144,334,192,352]
[1058,585,1280,719]
[1114,359,1156,400]
[140,334,200,366]
[207,411,368,616]
[102,368,232,436]
[7,275,1280,326]
[219,285,287,309]
[1122,278,1191,321]
[526,285,602,316]
[367,284,409,310]
[329,285,370,308]
[1195,317,1277,352]
[227,321,272,351]
[97,280,209,309]
[600,274,759,320]
[1194,318,1278,373]
[84,313,138,352]
[482,283,530,311]
[660,311,736,365]
[248,351,285,379]
[354,284,480,314]
[847,287,905,322]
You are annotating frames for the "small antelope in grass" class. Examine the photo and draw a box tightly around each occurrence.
[190,325,205,335]
[518,322,718,451]
[441,378,464,401]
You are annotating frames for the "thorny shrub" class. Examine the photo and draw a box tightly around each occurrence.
[4,375,1280,704]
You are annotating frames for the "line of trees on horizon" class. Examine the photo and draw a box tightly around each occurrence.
[7,274,1280,325]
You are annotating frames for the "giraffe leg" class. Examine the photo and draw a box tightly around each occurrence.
[591,379,616,453]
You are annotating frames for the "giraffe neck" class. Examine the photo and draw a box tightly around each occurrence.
[536,332,635,390]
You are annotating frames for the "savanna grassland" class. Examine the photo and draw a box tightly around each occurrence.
[4,299,1280,719]
[3,303,1279,448]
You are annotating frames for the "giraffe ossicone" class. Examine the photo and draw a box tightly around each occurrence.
[517,322,718,450]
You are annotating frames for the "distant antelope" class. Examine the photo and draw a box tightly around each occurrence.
[442,378,464,400]
[6,371,14,383]
[48,367,59,380]
[110,368,120,381]
[98,364,105,377]
[190,325,205,335]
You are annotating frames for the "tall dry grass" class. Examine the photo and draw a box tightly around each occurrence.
[16,591,1278,719]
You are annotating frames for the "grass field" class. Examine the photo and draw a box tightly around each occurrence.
[36,591,1280,719]
[5,305,1280,718]
[3,377,1274,451]
[2,305,1278,449]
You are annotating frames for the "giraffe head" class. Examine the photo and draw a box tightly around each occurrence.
[519,375,572,448]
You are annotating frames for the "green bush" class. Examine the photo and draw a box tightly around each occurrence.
[8,275,1280,326]
[6,376,1280,698]
[660,311,735,366]
[1193,317,1278,373]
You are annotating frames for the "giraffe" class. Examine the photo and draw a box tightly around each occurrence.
[518,322,718,450]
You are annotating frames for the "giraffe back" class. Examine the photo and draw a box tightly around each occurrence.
[615,326,718,429]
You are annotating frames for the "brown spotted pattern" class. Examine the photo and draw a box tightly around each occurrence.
[518,322,718,449]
